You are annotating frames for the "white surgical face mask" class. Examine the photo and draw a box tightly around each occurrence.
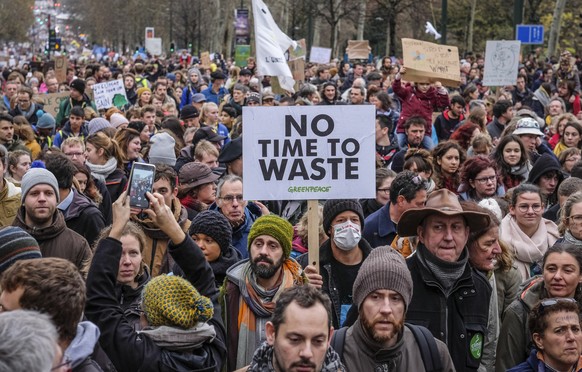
[333,220,361,251]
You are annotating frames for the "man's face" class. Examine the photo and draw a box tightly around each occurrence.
[537,172,559,196]
[124,76,134,89]
[406,124,425,146]
[24,184,57,227]
[4,82,18,98]
[198,152,218,168]
[320,69,330,80]
[375,121,388,142]
[0,286,24,311]
[46,78,59,93]
[155,84,167,99]
[213,79,225,90]
[549,101,564,116]
[183,117,200,129]
[249,235,285,279]
[502,107,515,121]
[239,74,251,85]
[142,111,156,128]
[559,84,569,98]
[152,97,164,110]
[417,214,469,262]
[228,157,243,177]
[152,178,177,211]
[516,77,526,91]
[0,120,14,144]
[69,115,84,132]
[217,180,246,223]
[17,92,31,110]
[329,210,361,240]
[70,88,82,100]
[350,88,364,105]
[266,301,331,372]
[233,89,245,103]
[397,189,427,212]
[361,289,405,346]
[62,144,86,167]
[323,86,336,101]
[518,133,538,152]
[450,103,464,117]
[354,65,364,77]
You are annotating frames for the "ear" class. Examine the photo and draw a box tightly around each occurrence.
[97,147,105,158]
[172,187,178,198]
[509,205,516,217]
[436,157,442,166]
[417,225,425,244]
[327,327,335,347]
[532,333,544,350]
[266,321,276,346]
[396,194,405,206]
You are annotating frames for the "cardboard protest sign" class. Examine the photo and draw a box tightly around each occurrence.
[288,58,305,83]
[92,79,128,110]
[288,39,306,61]
[242,106,376,200]
[54,56,67,83]
[483,40,521,87]
[40,92,69,117]
[347,40,370,60]
[310,46,332,64]
[402,38,461,87]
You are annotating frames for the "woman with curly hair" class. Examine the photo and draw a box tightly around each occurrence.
[458,156,504,202]
[431,140,466,193]
[492,134,530,190]
[450,122,481,152]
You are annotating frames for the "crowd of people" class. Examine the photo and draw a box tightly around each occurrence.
[2,47,582,371]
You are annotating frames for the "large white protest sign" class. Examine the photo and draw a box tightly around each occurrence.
[483,40,521,86]
[310,47,332,64]
[242,106,376,200]
[93,79,128,110]
[145,38,162,56]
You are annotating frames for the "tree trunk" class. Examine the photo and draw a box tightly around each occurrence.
[385,19,391,57]
[547,0,567,58]
[356,0,366,40]
[467,0,477,52]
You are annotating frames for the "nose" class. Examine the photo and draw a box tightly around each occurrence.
[379,297,394,315]
[232,198,239,207]
[299,342,314,359]
[443,226,454,241]
[121,254,131,265]
[491,241,502,255]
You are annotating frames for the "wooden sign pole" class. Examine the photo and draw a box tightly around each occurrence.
[307,199,320,273]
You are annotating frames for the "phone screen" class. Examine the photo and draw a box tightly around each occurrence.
[128,163,155,209]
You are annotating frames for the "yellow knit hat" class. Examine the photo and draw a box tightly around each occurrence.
[143,275,213,329]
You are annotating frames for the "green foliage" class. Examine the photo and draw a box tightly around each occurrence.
[0,0,35,42]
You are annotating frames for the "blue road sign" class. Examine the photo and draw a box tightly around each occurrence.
[516,25,544,44]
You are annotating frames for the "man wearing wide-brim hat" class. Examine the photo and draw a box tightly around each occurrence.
[398,188,492,372]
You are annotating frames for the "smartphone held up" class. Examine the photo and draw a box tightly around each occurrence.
[127,163,156,209]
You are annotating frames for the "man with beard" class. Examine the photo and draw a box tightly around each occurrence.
[331,247,454,371]
[12,168,92,276]
[222,215,307,371]
[235,286,345,372]
[397,189,492,372]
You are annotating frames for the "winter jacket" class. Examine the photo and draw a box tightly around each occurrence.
[55,94,96,127]
[494,264,522,321]
[53,119,89,148]
[209,202,262,259]
[12,207,92,276]
[115,268,150,329]
[9,102,44,125]
[434,109,464,141]
[507,349,582,372]
[132,198,191,277]
[362,202,397,249]
[297,238,374,329]
[104,168,128,203]
[201,84,228,105]
[486,117,506,141]
[0,179,20,227]
[343,319,455,372]
[85,235,227,372]
[406,245,492,372]
[392,77,449,136]
[60,189,106,247]
[495,277,546,372]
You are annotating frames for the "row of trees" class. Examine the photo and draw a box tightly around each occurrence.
[1,0,581,60]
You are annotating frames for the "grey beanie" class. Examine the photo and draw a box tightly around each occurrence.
[87,117,112,136]
[36,113,56,129]
[148,132,176,166]
[21,168,60,202]
[352,246,413,309]
[322,199,365,234]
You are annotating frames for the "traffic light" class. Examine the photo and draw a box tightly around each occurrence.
[54,42,61,51]
[170,42,175,53]
[188,42,193,51]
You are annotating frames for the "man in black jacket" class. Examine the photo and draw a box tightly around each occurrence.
[85,190,226,372]
[397,189,492,372]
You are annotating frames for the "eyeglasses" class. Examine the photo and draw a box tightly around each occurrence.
[377,188,390,194]
[64,152,84,158]
[219,194,244,204]
[398,175,428,196]
[539,297,577,314]
[516,204,543,213]
[474,175,496,184]
[568,214,582,224]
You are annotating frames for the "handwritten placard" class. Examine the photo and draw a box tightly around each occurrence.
[40,92,70,117]
[402,38,461,87]
[483,40,521,87]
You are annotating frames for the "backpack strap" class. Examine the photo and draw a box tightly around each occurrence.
[405,323,443,372]
[330,326,348,365]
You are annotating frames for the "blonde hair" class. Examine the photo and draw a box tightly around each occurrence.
[199,102,219,126]
[86,132,124,166]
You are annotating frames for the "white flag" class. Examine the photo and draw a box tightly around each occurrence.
[252,0,296,92]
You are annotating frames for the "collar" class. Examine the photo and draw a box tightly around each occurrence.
[377,203,398,237]
[57,188,74,211]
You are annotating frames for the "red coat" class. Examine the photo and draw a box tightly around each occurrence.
[392,77,450,136]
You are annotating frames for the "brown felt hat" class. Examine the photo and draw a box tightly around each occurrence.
[397,189,490,237]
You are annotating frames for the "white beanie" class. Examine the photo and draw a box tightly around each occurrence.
[109,113,129,129]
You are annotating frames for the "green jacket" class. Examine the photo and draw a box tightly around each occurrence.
[0,179,20,227]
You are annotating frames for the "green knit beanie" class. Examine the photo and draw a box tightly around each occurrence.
[248,215,293,258]
[143,275,213,329]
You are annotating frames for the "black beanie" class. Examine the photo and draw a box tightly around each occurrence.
[527,153,564,185]
[69,79,86,95]
[188,210,232,253]
[323,199,365,234]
